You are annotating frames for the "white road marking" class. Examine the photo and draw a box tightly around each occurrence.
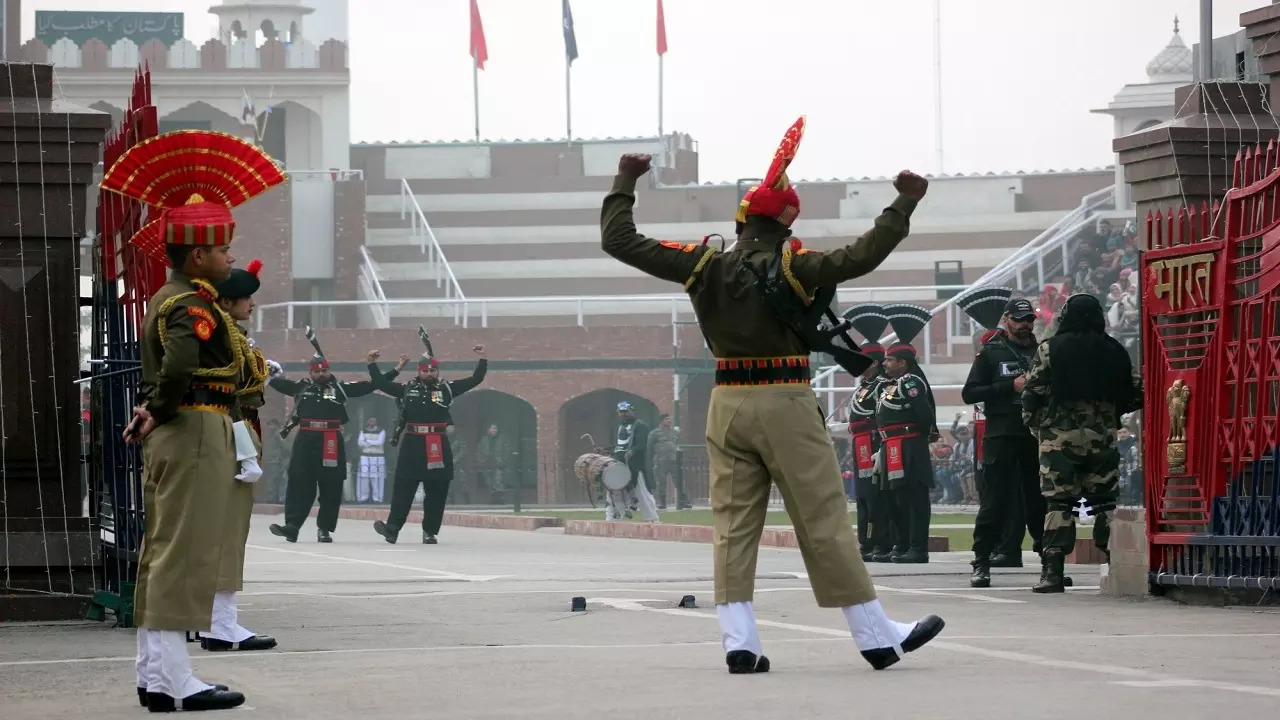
[244,544,509,582]
[588,599,1280,698]
[0,638,842,668]
[873,585,1025,604]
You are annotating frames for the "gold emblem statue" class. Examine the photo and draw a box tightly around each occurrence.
[1166,379,1190,473]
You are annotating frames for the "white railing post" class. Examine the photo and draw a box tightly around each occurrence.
[946,304,954,357]
[287,304,294,329]
[576,299,585,327]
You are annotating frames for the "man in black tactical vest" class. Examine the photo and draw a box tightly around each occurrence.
[960,293,1046,587]
[370,344,488,544]
[876,305,938,564]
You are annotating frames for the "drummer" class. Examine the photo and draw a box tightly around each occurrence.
[601,454,659,523]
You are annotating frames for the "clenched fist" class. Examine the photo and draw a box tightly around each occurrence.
[893,170,929,201]
[618,153,652,180]
[367,349,381,363]
[473,344,487,359]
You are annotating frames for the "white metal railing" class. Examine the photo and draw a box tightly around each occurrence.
[286,169,365,182]
[809,183,1119,394]
[399,178,466,324]
[357,246,390,328]
[251,284,972,333]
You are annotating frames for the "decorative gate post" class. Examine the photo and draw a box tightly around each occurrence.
[0,62,111,620]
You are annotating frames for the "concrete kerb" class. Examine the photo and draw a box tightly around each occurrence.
[250,504,953,551]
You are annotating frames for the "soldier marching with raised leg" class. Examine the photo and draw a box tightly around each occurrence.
[600,117,944,675]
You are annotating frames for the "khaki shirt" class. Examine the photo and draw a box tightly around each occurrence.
[139,271,245,425]
[600,175,917,359]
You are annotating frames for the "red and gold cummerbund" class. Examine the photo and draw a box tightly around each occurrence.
[714,356,810,386]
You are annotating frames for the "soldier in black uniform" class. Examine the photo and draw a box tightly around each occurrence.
[960,294,1044,587]
[267,351,383,543]
[843,304,893,561]
[370,344,488,544]
[876,304,938,564]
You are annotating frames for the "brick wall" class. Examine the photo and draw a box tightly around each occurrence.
[232,184,291,312]
[331,179,366,328]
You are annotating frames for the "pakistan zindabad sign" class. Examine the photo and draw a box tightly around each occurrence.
[35,10,185,48]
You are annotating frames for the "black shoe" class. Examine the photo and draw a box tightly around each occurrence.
[317,529,333,543]
[373,521,397,544]
[969,562,991,588]
[725,650,771,674]
[891,551,929,564]
[869,550,894,563]
[139,684,227,706]
[423,533,438,544]
[269,524,298,543]
[861,551,875,562]
[1032,551,1066,593]
[146,687,245,713]
[989,553,1024,568]
[201,635,278,652]
[860,615,946,670]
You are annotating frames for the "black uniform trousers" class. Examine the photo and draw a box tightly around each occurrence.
[283,431,347,533]
[887,438,933,555]
[971,434,1043,560]
[855,475,893,553]
[386,434,454,537]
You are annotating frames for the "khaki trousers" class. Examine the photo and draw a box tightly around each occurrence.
[706,384,877,608]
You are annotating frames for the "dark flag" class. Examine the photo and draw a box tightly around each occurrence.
[562,0,578,64]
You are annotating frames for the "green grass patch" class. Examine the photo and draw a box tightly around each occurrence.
[521,509,980,529]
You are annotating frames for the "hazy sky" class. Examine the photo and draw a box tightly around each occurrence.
[21,0,1267,181]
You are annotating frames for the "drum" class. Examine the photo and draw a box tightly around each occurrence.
[573,453,631,491]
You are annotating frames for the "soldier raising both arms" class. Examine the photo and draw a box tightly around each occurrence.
[104,129,286,712]
[599,116,943,676]
[267,343,384,544]
[369,342,488,544]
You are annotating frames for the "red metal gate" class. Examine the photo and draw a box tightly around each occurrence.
[1143,145,1280,590]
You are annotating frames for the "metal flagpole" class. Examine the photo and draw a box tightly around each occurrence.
[1198,0,1213,81]
[566,54,572,141]
[658,53,664,138]
[473,61,481,142]
[932,0,944,175]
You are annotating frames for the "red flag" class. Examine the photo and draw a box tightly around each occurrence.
[470,0,488,70]
[657,0,668,56]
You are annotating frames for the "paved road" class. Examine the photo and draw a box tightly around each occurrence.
[2,514,1277,719]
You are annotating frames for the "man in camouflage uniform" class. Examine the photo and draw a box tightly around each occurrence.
[648,413,686,509]
[1022,293,1143,593]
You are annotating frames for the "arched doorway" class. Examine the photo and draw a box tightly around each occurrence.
[557,389,659,505]
[450,390,538,506]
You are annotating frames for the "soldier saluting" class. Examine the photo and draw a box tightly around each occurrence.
[267,339,384,544]
[600,118,943,676]
[369,336,488,544]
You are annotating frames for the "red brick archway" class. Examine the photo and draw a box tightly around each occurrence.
[557,388,660,504]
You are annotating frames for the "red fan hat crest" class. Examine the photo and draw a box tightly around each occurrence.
[736,116,806,228]
[99,130,285,262]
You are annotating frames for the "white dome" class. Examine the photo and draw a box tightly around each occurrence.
[1146,19,1193,81]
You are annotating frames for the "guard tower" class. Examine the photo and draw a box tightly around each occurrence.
[1092,19,1194,212]
[210,0,315,46]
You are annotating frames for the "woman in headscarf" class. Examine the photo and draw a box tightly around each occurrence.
[1020,294,1143,593]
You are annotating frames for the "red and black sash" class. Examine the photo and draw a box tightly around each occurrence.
[299,419,343,467]
[879,423,923,481]
[849,418,877,478]
[407,423,449,469]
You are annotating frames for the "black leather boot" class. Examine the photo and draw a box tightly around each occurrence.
[423,532,438,544]
[969,560,991,588]
[373,520,397,544]
[861,615,946,670]
[317,529,333,543]
[268,524,298,543]
[146,687,245,713]
[1031,551,1066,593]
[725,650,770,674]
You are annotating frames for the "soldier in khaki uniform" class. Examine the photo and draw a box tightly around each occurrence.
[105,129,285,712]
[600,117,944,675]
[196,258,280,653]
